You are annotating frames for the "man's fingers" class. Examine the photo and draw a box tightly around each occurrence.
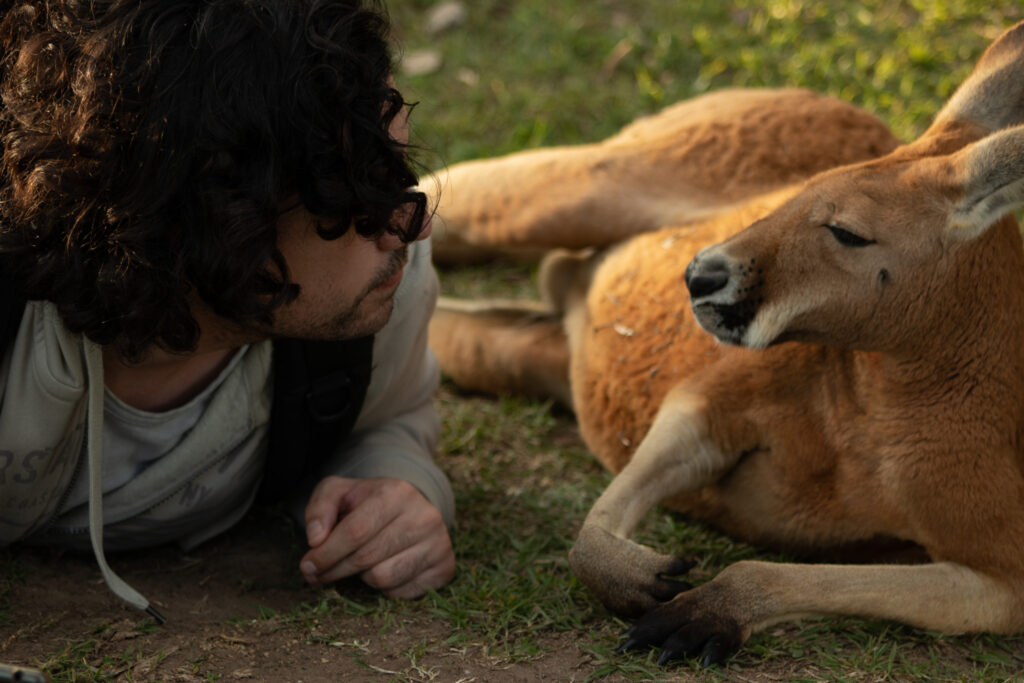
[301,484,407,578]
[381,557,457,600]
[299,477,455,597]
[360,535,455,596]
[312,529,410,584]
[313,503,444,583]
[304,476,358,546]
[306,518,328,547]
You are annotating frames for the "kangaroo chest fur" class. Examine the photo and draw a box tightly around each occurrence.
[573,210,1024,564]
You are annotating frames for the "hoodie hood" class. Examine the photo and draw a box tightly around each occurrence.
[1,301,273,621]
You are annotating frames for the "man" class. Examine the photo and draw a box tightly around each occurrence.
[0,0,455,621]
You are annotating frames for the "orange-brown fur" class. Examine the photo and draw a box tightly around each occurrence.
[428,89,896,264]
[579,211,1024,562]
[569,192,796,473]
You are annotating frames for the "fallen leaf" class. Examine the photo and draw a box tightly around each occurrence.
[402,50,443,77]
[427,1,467,34]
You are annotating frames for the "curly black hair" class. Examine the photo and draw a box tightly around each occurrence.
[0,0,427,359]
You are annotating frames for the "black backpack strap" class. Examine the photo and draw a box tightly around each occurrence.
[0,254,26,357]
[259,334,375,503]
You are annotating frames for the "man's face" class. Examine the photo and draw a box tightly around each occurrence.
[270,102,431,341]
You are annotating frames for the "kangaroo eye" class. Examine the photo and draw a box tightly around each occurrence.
[825,224,875,247]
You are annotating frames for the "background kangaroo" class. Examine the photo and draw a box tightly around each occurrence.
[428,21,1024,666]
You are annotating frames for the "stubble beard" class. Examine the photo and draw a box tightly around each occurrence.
[314,246,409,340]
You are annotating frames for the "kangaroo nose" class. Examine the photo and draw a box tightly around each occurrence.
[685,259,730,299]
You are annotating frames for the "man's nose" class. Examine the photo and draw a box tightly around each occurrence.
[377,230,406,251]
[378,206,432,250]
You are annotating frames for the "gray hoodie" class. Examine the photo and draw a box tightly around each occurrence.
[0,237,452,617]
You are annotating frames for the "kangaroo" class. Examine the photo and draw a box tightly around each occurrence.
[428,87,898,266]
[428,21,1024,666]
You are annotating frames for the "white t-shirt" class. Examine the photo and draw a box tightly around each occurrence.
[58,347,249,519]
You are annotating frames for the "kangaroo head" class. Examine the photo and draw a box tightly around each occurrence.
[686,135,1024,350]
[686,21,1024,352]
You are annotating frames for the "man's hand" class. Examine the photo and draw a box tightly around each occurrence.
[299,476,455,599]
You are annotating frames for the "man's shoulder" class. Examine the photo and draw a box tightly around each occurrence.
[387,237,439,333]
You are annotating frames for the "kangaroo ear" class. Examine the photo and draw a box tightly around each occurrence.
[946,125,1024,240]
[932,21,1024,135]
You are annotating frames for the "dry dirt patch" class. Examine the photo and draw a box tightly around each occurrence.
[1,508,618,682]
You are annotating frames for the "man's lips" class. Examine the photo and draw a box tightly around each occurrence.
[375,260,407,290]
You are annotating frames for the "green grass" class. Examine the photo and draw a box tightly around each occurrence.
[39,634,171,683]
[393,0,1021,166]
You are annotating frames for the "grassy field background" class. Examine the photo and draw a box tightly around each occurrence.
[394,0,1019,164]
[4,1,1024,681]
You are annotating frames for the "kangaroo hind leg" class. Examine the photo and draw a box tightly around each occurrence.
[429,298,572,408]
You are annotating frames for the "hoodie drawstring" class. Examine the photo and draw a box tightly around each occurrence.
[83,340,166,624]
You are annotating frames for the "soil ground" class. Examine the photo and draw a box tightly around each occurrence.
[4,394,1023,682]
[1,509,608,682]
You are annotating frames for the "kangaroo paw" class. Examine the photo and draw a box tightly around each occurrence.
[569,523,694,616]
[619,578,750,667]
